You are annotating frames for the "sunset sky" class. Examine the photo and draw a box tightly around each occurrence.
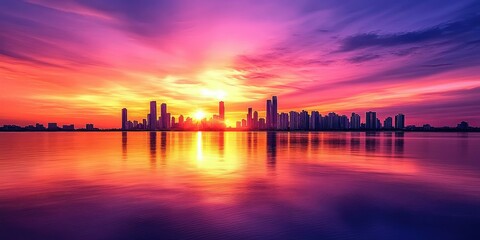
[1,0,479,128]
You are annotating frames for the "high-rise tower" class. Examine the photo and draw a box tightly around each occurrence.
[272,96,278,130]
[121,108,127,130]
[247,108,253,128]
[366,111,377,130]
[395,114,405,130]
[161,103,167,129]
[266,100,272,129]
[149,101,157,130]
[219,101,225,121]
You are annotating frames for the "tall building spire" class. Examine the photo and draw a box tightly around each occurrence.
[149,101,157,131]
[219,101,225,120]
[121,108,127,130]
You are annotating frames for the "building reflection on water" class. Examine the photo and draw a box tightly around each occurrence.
[122,131,127,160]
[149,131,157,166]
[266,132,277,169]
[395,132,405,155]
[350,132,361,152]
[365,132,379,153]
[121,131,406,173]
[160,132,167,163]
[384,132,393,154]
[218,131,225,156]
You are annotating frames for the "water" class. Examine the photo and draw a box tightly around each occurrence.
[1,132,480,240]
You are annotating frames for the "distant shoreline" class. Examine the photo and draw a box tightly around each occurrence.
[1,129,479,133]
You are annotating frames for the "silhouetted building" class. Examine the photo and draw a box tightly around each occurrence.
[327,112,340,129]
[366,111,377,130]
[259,118,266,129]
[62,124,74,130]
[253,111,259,129]
[350,113,361,129]
[86,123,94,130]
[457,121,469,130]
[219,101,225,121]
[122,108,127,130]
[395,114,405,130]
[272,96,278,129]
[161,103,167,129]
[178,115,184,128]
[423,124,432,130]
[299,110,309,130]
[289,111,299,130]
[166,112,171,129]
[266,100,272,129]
[47,122,58,130]
[34,123,45,130]
[339,115,349,129]
[384,117,393,129]
[247,107,253,128]
[310,111,320,130]
[149,101,157,130]
[279,112,289,130]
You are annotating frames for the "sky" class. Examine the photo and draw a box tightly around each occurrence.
[0,0,479,128]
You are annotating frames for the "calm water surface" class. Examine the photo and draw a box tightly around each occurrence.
[1,132,480,239]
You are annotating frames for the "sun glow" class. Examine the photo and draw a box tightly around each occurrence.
[194,110,206,120]
[200,88,227,100]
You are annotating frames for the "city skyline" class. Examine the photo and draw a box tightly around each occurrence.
[2,94,477,131]
[117,96,474,131]
[1,1,480,128]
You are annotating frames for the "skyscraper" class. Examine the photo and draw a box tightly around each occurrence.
[327,112,339,129]
[272,96,278,129]
[299,110,309,130]
[366,111,377,130]
[179,115,184,128]
[395,114,405,130]
[289,111,299,130]
[253,111,259,129]
[339,115,349,129]
[219,101,225,121]
[279,113,289,130]
[247,107,253,128]
[149,101,157,130]
[166,112,171,129]
[310,111,320,130]
[122,108,127,130]
[350,113,361,129]
[384,117,393,129]
[47,123,58,130]
[266,100,272,129]
[161,103,167,129]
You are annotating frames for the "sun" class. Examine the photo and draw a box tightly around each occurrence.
[194,110,206,120]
